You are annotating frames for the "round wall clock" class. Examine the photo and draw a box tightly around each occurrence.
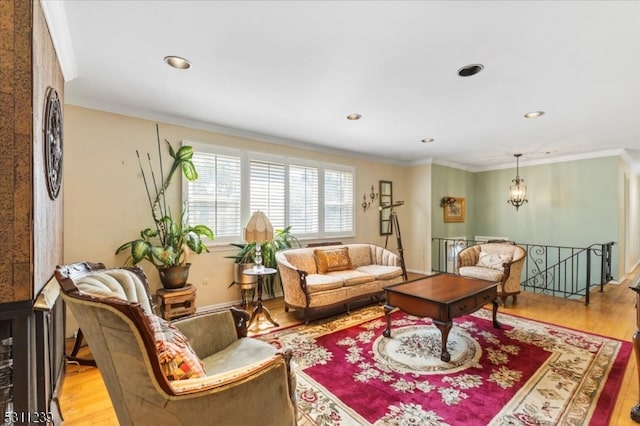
[44,87,63,200]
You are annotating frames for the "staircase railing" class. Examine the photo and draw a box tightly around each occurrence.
[431,238,615,305]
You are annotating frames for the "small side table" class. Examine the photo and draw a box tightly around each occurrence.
[157,284,197,320]
[243,267,279,329]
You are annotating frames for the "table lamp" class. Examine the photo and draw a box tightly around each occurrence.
[244,211,274,270]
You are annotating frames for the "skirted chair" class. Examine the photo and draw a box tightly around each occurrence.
[54,262,297,426]
[456,241,526,305]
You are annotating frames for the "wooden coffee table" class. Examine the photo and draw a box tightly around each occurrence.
[383,273,500,362]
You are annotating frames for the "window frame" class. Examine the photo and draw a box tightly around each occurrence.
[183,141,356,245]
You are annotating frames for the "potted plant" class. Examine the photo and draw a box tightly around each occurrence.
[115,125,214,289]
[227,225,300,298]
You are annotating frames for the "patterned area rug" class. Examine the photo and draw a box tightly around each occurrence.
[257,306,631,425]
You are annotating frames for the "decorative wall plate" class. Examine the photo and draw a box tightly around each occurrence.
[44,87,63,200]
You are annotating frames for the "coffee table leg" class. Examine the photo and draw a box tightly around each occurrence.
[492,298,501,329]
[433,320,452,362]
[383,304,395,337]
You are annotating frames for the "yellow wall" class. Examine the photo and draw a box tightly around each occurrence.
[64,106,410,309]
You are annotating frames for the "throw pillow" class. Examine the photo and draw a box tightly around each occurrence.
[476,252,512,271]
[315,247,352,273]
[145,314,206,380]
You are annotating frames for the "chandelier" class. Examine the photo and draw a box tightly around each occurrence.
[508,154,528,211]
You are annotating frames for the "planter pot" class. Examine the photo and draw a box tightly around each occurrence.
[234,263,258,285]
[158,263,191,290]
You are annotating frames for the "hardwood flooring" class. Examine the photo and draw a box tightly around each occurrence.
[59,271,640,425]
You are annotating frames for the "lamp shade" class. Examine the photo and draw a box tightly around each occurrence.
[244,211,274,243]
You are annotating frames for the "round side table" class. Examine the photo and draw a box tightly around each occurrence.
[242,267,278,328]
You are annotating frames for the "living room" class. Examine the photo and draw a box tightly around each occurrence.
[3,0,640,424]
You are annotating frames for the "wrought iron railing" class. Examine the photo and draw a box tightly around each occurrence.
[431,238,615,305]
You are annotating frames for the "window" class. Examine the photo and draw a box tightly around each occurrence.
[184,142,354,242]
[249,159,285,229]
[325,169,354,233]
[187,149,241,239]
[289,165,319,234]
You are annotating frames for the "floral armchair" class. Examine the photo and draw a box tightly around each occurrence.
[55,262,296,426]
[456,241,526,305]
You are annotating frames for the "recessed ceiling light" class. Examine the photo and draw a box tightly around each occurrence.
[164,55,191,70]
[346,113,362,120]
[421,138,434,143]
[524,111,545,119]
[457,64,484,77]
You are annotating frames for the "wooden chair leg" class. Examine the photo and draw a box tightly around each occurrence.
[67,329,96,367]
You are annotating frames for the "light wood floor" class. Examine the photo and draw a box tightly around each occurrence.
[59,271,640,425]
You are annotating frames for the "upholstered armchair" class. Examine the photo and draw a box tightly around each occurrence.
[456,241,526,305]
[55,262,297,426]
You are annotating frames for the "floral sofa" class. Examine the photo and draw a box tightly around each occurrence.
[456,241,526,305]
[276,243,404,322]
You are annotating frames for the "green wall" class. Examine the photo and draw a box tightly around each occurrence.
[432,156,618,247]
[431,164,476,240]
[473,156,618,247]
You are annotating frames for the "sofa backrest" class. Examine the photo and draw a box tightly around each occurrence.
[480,243,525,260]
[279,243,392,273]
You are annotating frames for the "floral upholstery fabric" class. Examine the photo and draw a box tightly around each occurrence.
[304,274,345,293]
[477,252,512,271]
[356,264,404,281]
[326,270,375,286]
[347,244,374,268]
[458,266,504,282]
[284,252,318,274]
[276,244,403,322]
[457,242,527,301]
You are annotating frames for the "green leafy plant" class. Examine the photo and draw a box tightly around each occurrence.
[226,225,300,296]
[116,125,214,268]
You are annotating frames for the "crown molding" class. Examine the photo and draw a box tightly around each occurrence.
[40,0,77,81]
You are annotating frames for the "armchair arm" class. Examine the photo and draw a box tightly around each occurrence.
[276,252,312,307]
[457,246,480,270]
[171,307,248,359]
[502,251,526,294]
[169,351,290,395]
[164,349,297,425]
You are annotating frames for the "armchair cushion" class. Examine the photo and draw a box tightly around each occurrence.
[458,266,504,282]
[315,247,352,273]
[146,314,206,380]
[477,252,512,271]
[202,337,279,375]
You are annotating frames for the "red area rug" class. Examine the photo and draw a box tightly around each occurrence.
[258,306,631,425]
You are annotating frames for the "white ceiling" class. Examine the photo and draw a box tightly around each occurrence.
[47,1,640,171]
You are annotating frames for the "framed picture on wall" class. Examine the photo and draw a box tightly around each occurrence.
[444,197,465,223]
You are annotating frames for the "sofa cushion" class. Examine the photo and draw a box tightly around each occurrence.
[459,266,504,282]
[326,270,375,286]
[315,247,352,273]
[477,252,511,271]
[356,265,403,281]
[304,274,345,293]
[145,314,206,381]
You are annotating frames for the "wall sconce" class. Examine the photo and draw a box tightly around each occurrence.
[507,153,528,211]
[362,185,378,212]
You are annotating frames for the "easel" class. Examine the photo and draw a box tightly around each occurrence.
[380,202,408,280]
